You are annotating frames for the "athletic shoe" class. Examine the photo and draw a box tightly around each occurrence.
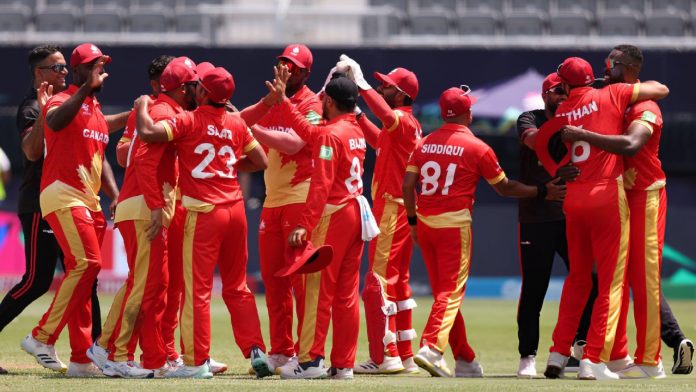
[152,363,175,378]
[640,360,667,379]
[566,340,585,372]
[606,355,632,373]
[279,357,327,379]
[673,339,694,375]
[167,357,184,368]
[209,357,228,375]
[454,358,483,378]
[267,353,293,373]
[544,351,568,379]
[164,362,213,379]
[102,360,155,378]
[400,356,420,374]
[250,346,272,378]
[86,341,109,371]
[20,334,66,373]
[413,346,452,377]
[517,355,537,378]
[127,360,141,368]
[66,362,102,377]
[578,359,619,380]
[353,356,404,374]
[327,367,353,380]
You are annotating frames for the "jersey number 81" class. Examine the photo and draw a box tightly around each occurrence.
[420,161,456,196]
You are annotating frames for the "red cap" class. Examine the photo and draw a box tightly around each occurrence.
[200,67,235,103]
[373,67,419,99]
[275,241,333,278]
[542,72,563,93]
[160,57,197,92]
[277,44,313,70]
[70,43,111,68]
[439,87,477,119]
[196,61,215,79]
[557,57,594,87]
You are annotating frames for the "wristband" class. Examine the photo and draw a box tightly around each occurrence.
[407,215,417,226]
[536,184,547,200]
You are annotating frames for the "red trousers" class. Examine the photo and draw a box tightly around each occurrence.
[417,221,476,362]
[611,188,666,366]
[258,203,304,357]
[161,201,186,360]
[551,180,629,363]
[180,201,265,366]
[33,207,105,363]
[98,220,168,368]
[365,198,415,361]
[296,200,363,368]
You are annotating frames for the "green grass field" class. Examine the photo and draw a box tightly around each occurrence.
[1,294,695,391]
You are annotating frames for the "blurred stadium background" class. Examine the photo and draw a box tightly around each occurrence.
[0,0,695,300]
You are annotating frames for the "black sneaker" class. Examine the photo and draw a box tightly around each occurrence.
[565,357,580,372]
[672,339,694,375]
[250,346,273,378]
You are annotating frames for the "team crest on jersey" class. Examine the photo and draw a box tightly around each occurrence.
[81,103,91,116]
[319,145,333,160]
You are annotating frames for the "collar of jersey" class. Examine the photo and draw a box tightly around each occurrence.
[439,123,473,134]
[155,93,185,114]
[66,84,97,105]
[197,104,226,116]
[326,112,355,125]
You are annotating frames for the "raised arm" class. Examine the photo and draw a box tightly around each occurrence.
[356,111,381,148]
[22,82,52,161]
[250,125,306,155]
[134,95,169,143]
[239,64,291,126]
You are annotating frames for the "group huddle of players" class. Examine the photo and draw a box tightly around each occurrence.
[13,40,693,381]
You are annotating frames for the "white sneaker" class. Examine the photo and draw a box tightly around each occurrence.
[127,360,141,368]
[616,363,650,379]
[267,353,293,373]
[152,363,175,378]
[20,334,66,373]
[413,346,452,377]
[400,356,420,374]
[353,356,404,374]
[66,362,102,377]
[578,359,619,380]
[640,360,666,379]
[167,357,184,368]
[606,355,632,373]
[208,357,227,375]
[275,356,299,375]
[517,355,537,378]
[544,351,568,379]
[164,362,213,379]
[673,339,694,374]
[327,367,353,379]
[455,358,483,378]
[103,360,154,378]
[279,357,327,379]
[86,341,109,371]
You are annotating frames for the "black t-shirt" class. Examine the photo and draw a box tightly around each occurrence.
[15,87,43,214]
[516,109,566,223]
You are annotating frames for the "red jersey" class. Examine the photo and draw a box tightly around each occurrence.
[554,83,639,184]
[406,123,505,226]
[371,106,422,201]
[280,100,366,232]
[257,85,322,207]
[159,105,259,210]
[622,100,665,191]
[115,94,182,225]
[40,84,109,216]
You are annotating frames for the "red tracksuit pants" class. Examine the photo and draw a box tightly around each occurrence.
[365,198,415,361]
[417,221,476,362]
[161,201,186,360]
[611,187,666,366]
[551,180,629,363]
[180,201,266,366]
[258,203,304,357]
[98,220,168,369]
[33,207,105,363]
[295,200,363,368]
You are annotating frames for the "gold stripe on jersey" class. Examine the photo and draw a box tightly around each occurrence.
[386,110,403,132]
[182,196,215,213]
[181,210,197,366]
[630,83,640,104]
[119,137,132,143]
[243,139,259,154]
[263,149,310,208]
[114,182,176,226]
[486,172,506,185]
[405,165,418,173]
[642,189,662,365]
[159,120,174,141]
[418,208,472,228]
[630,119,654,134]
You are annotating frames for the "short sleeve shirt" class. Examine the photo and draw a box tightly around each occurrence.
[622,100,665,191]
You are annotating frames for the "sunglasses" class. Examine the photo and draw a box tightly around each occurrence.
[278,59,303,74]
[605,58,634,70]
[545,86,565,95]
[37,63,68,73]
[459,84,471,94]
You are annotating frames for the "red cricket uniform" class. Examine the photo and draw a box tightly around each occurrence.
[159,105,265,366]
[610,100,666,366]
[357,88,422,362]
[98,95,181,369]
[550,83,639,363]
[280,99,366,368]
[406,123,505,360]
[256,85,322,357]
[34,84,109,364]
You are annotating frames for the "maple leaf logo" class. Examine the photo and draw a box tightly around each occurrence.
[623,167,637,190]
[76,152,102,197]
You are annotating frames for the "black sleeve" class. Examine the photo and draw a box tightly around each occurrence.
[516,111,539,143]
[16,99,39,138]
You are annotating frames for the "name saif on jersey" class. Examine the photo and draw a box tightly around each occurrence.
[83,128,109,144]
[421,143,464,157]
[555,101,598,121]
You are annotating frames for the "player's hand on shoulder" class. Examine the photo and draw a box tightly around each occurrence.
[134,95,153,110]
[560,125,586,143]
[544,177,566,201]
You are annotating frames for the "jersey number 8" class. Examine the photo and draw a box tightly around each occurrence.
[344,156,363,193]
[420,161,456,196]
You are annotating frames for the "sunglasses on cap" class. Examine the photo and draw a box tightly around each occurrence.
[545,86,565,95]
[277,59,303,74]
[37,63,68,73]
[459,84,471,95]
[605,58,634,70]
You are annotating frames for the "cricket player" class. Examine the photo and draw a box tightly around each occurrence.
[134,65,287,378]
[21,43,117,375]
[278,74,368,380]
[338,55,421,374]
[560,45,692,378]
[403,86,564,378]
[545,57,669,380]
